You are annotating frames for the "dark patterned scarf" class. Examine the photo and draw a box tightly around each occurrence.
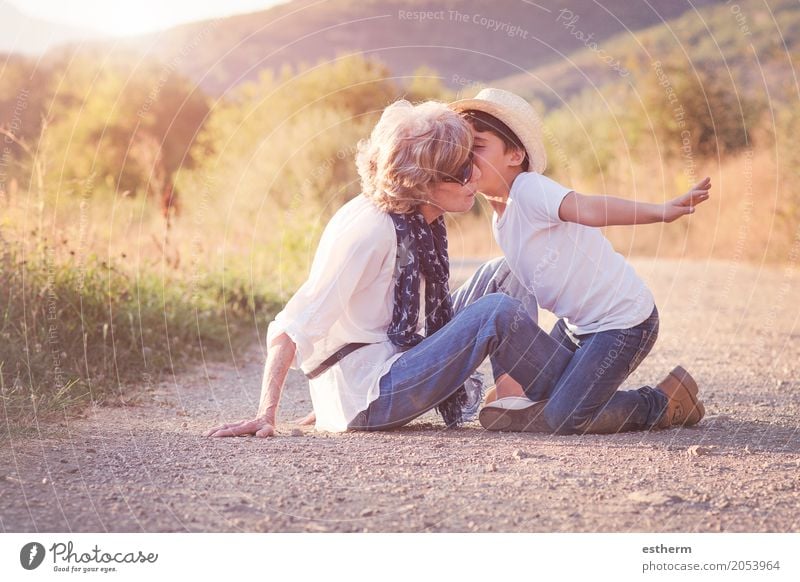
[387,210,467,427]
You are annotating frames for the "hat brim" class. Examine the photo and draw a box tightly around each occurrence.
[449,98,547,174]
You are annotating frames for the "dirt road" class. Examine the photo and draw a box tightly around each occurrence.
[2,259,799,532]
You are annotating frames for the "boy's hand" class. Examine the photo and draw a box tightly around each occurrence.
[662,176,711,223]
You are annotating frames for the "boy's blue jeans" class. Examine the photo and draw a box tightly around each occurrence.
[543,306,667,434]
[349,258,667,433]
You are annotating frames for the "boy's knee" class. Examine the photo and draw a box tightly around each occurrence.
[480,293,523,326]
[484,256,507,277]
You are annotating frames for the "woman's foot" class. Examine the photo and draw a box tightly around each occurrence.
[656,365,705,428]
[291,411,316,426]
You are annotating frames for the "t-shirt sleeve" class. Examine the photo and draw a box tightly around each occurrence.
[516,173,574,227]
[266,201,394,368]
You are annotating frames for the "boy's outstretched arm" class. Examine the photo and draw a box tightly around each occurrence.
[558,177,711,227]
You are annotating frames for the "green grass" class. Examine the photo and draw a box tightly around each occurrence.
[0,239,281,428]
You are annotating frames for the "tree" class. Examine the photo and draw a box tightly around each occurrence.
[635,59,763,159]
[43,50,210,200]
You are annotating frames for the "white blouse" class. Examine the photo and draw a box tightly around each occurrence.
[267,194,418,432]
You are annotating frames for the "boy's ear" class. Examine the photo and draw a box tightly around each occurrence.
[506,146,527,168]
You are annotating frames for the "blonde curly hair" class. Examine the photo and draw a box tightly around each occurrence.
[356,100,473,214]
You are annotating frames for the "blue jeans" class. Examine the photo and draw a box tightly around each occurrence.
[450,257,539,324]
[542,307,668,434]
[349,258,573,430]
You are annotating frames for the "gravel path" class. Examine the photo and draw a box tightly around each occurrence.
[2,259,799,532]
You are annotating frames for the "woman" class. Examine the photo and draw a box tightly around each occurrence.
[205,100,573,437]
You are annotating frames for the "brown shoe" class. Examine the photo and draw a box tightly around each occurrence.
[484,385,498,405]
[656,365,705,428]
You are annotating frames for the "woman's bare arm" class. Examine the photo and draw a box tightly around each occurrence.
[205,332,297,438]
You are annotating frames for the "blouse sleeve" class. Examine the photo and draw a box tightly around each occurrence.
[266,199,394,368]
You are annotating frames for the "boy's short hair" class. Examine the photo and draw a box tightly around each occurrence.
[462,109,529,172]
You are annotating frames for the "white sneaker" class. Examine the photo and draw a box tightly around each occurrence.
[478,397,551,432]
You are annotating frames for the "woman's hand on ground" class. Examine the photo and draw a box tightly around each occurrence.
[205,417,275,438]
[662,177,711,222]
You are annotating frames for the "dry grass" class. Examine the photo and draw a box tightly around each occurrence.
[448,147,798,264]
[0,190,286,428]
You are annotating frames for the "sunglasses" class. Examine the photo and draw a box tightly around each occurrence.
[439,151,474,186]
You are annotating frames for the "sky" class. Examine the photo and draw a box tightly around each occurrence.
[7,0,288,37]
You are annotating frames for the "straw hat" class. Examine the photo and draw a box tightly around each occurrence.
[450,88,547,174]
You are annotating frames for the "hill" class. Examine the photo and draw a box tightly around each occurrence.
[83,0,719,95]
[494,0,799,108]
[0,1,105,54]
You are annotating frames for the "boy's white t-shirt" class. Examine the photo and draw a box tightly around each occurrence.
[492,172,655,335]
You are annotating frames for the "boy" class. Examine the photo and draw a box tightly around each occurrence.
[451,88,709,434]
